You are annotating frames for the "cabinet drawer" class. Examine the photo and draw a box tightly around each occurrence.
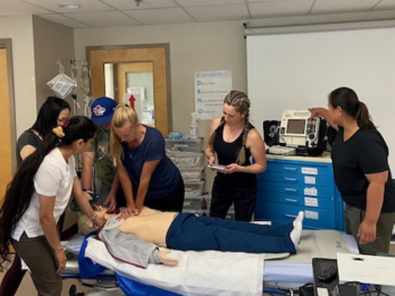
[257,191,334,209]
[265,160,333,177]
[257,171,331,187]
[258,182,335,198]
[254,202,336,229]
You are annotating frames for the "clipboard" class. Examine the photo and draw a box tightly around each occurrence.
[337,252,395,286]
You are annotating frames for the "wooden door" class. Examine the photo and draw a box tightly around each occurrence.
[87,44,171,137]
[0,41,16,204]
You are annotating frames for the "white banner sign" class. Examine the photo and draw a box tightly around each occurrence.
[195,70,232,120]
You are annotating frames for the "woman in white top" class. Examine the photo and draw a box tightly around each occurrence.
[0,116,105,296]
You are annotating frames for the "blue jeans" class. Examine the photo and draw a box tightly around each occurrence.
[166,213,296,254]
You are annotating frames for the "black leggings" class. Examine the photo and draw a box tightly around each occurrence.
[141,179,185,212]
[0,254,26,296]
[210,178,257,221]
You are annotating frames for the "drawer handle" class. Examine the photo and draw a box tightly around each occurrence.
[285,198,298,203]
[284,177,297,182]
[284,167,297,171]
[285,213,298,219]
[284,188,298,192]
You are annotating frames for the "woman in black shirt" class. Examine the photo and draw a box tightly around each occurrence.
[310,87,395,255]
[205,90,266,221]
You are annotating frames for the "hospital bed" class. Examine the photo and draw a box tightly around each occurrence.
[62,229,359,296]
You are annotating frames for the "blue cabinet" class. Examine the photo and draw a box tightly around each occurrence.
[255,156,345,230]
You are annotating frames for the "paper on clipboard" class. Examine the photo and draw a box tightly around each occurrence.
[208,164,228,171]
[337,253,395,286]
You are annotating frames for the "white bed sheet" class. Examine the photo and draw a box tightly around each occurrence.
[66,230,358,294]
[85,237,265,296]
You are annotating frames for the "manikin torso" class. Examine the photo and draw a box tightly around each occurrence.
[114,207,178,247]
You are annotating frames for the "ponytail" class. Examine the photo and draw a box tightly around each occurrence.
[207,117,225,153]
[209,90,252,165]
[0,132,59,269]
[356,102,375,130]
[236,115,251,165]
[329,87,375,130]
[0,116,95,269]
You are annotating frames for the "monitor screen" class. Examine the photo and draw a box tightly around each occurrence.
[287,119,305,134]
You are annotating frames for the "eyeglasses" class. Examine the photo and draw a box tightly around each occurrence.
[58,118,70,126]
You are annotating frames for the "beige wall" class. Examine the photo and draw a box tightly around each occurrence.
[32,16,77,230]
[0,16,77,230]
[0,16,36,137]
[0,16,75,137]
[74,21,247,191]
[74,21,247,134]
[33,16,75,109]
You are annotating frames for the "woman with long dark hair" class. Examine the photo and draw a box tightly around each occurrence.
[0,116,105,296]
[310,87,395,255]
[0,96,70,296]
[17,96,71,164]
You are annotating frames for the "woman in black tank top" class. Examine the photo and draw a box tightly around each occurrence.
[205,90,267,221]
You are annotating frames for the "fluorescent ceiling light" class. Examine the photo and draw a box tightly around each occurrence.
[58,3,81,9]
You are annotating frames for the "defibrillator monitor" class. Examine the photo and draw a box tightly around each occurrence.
[279,110,321,148]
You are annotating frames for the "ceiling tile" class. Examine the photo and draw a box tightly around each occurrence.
[249,0,314,18]
[23,0,113,13]
[38,14,91,28]
[373,0,395,10]
[247,0,292,2]
[124,7,195,25]
[100,0,178,10]
[0,0,51,16]
[65,11,141,27]
[311,0,380,14]
[185,4,250,22]
[175,0,245,7]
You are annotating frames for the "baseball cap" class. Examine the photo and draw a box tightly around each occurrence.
[90,97,117,125]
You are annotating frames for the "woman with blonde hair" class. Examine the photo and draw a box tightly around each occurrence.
[110,105,184,218]
[205,90,266,221]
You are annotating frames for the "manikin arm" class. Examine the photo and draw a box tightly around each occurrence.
[158,250,178,266]
[99,226,178,268]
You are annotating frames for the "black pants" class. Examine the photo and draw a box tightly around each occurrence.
[209,178,257,221]
[140,179,185,212]
[0,254,26,296]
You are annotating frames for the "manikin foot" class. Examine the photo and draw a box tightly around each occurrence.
[293,211,304,227]
[290,221,303,250]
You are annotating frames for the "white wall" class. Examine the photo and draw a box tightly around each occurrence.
[247,26,395,170]
[0,16,36,137]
